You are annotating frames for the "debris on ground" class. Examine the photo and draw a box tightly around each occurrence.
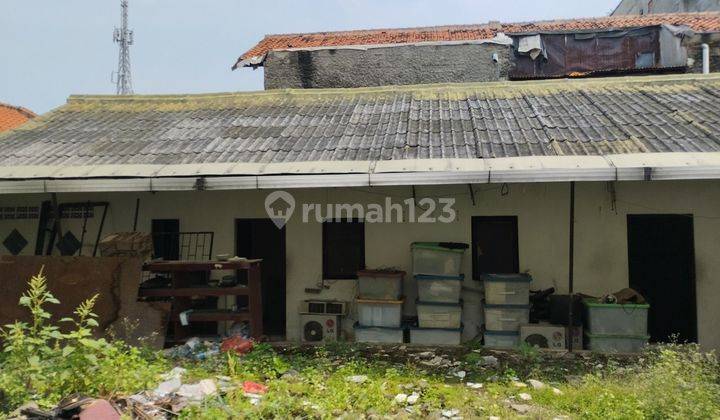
[11,395,120,420]
[346,375,368,383]
[518,392,533,401]
[163,337,220,360]
[528,379,546,389]
[221,336,254,355]
[406,392,420,405]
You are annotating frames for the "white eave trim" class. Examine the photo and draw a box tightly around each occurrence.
[1,153,720,194]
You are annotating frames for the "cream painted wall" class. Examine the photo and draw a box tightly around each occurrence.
[0,180,718,349]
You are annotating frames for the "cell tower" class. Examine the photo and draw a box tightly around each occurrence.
[113,0,134,95]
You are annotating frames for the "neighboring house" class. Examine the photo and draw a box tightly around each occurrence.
[1,74,720,349]
[613,0,720,15]
[234,13,720,88]
[0,102,35,133]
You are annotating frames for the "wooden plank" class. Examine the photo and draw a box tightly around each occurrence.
[143,259,262,272]
[248,264,263,339]
[138,286,250,297]
[188,310,250,322]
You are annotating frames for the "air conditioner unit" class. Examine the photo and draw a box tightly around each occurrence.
[300,300,347,315]
[300,314,341,343]
[520,324,583,350]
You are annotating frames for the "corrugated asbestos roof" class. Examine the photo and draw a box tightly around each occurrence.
[235,12,720,68]
[1,74,720,179]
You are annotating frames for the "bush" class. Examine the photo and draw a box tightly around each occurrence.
[0,268,167,413]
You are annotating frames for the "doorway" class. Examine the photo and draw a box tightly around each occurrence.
[472,216,519,279]
[236,219,287,337]
[627,215,697,343]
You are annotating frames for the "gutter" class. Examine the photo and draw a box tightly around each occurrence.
[2,155,720,194]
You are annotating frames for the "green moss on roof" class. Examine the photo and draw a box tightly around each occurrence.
[61,73,720,113]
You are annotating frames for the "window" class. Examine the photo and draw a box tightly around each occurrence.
[323,219,365,279]
[472,216,519,279]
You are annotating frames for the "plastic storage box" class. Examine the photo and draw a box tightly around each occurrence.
[356,298,403,328]
[416,301,462,329]
[584,299,649,335]
[484,303,530,331]
[415,274,464,303]
[409,326,463,346]
[585,333,649,353]
[482,274,532,305]
[411,242,468,277]
[354,323,404,343]
[484,330,520,349]
[357,270,405,300]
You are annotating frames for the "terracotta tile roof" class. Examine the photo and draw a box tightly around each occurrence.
[234,12,720,68]
[0,103,36,132]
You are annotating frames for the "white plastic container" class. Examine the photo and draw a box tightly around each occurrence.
[409,326,462,346]
[482,273,532,305]
[354,323,404,343]
[416,301,462,329]
[584,299,649,336]
[484,330,520,349]
[356,298,403,328]
[585,333,649,353]
[357,270,405,300]
[484,303,530,332]
[411,242,467,277]
[415,274,463,303]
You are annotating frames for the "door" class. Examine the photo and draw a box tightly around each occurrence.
[627,215,696,343]
[151,219,180,260]
[472,216,519,279]
[236,219,286,337]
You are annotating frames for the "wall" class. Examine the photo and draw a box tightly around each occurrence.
[686,33,720,73]
[613,0,720,15]
[1,180,719,350]
[263,43,513,89]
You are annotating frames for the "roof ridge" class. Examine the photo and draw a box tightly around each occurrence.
[66,73,720,104]
[0,102,36,119]
[259,11,720,38]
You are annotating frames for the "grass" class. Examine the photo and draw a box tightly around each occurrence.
[1,272,718,418]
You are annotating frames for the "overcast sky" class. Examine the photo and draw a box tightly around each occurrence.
[1,0,618,114]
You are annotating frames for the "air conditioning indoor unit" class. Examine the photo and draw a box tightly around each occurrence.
[300,314,341,343]
[520,323,582,350]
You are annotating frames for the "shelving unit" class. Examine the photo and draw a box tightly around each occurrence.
[140,259,263,344]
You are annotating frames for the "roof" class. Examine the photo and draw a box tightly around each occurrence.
[2,74,720,192]
[234,12,720,68]
[0,103,35,132]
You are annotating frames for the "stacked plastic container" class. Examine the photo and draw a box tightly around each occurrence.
[353,270,405,343]
[481,273,532,348]
[583,299,650,353]
[409,242,468,345]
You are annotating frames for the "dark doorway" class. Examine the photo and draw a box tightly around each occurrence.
[472,216,519,279]
[627,215,697,343]
[236,219,286,337]
[151,219,180,260]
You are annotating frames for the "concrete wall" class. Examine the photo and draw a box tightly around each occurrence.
[264,43,513,89]
[613,0,720,15]
[686,33,720,73]
[1,180,719,349]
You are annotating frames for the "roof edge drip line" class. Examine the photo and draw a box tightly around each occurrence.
[2,165,720,194]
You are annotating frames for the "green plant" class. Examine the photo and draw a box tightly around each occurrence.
[0,268,166,413]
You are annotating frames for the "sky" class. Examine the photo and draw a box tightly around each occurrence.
[1,0,618,114]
